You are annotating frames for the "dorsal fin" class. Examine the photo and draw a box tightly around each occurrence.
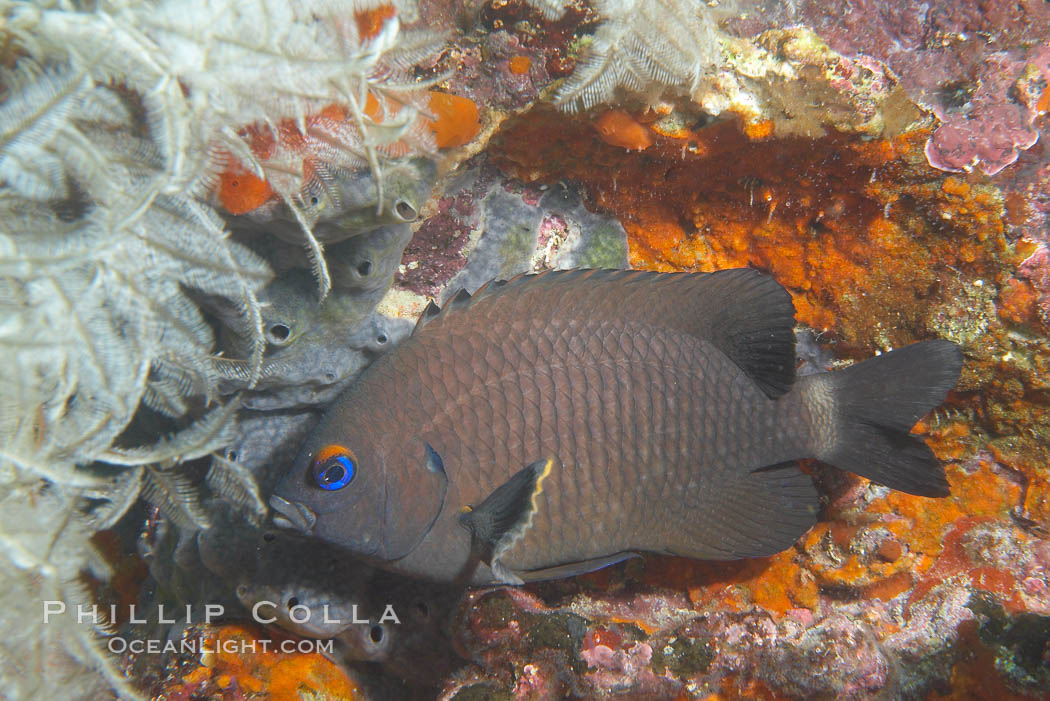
[566,267,797,397]
[448,287,472,307]
[413,288,475,336]
[682,268,797,398]
[411,299,443,336]
[412,268,797,397]
[472,278,508,297]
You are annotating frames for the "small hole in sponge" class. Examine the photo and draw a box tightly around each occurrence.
[268,323,292,344]
[394,199,417,221]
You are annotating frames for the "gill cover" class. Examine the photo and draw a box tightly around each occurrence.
[381,439,448,560]
[271,437,384,557]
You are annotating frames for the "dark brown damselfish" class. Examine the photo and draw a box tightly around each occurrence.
[272,269,963,584]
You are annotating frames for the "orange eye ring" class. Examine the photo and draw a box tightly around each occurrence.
[315,444,356,465]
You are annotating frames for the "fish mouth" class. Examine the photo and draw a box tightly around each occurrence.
[269,495,317,534]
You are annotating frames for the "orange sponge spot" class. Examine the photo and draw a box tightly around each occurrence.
[317,103,348,122]
[217,161,273,214]
[594,110,653,151]
[941,175,971,197]
[1037,84,1050,114]
[364,92,404,123]
[743,119,775,140]
[365,93,381,121]
[185,624,364,700]
[509,55,532,75]
[427,91,481,148]
[998,277,1039,325]
[355,4,396,41]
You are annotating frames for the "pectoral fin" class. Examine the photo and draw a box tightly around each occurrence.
[457,458,555,585]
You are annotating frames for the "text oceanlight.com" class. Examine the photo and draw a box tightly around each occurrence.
[42,600,401,656]
[106,637,334,655]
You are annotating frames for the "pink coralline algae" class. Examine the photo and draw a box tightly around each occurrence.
[736,0,1050,176]
[923,51,1047,176]
[581,637,659,691]
[761,614,891,699]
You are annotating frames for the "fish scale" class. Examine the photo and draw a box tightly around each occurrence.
[273,268,963,584]
[434,318,794,571]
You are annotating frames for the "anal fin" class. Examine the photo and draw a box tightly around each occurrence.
[667,461,819,560]
[516,552,641,582]
[458,458,555,585]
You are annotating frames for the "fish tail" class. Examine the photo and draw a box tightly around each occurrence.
[806,339,963,497]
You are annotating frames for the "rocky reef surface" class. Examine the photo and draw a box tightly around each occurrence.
[2,0,1049,699]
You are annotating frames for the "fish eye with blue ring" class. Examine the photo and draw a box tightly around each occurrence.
[312,445,357,491]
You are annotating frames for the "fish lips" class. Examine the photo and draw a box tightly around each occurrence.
[269,494,386,558]
[269,495,318,534]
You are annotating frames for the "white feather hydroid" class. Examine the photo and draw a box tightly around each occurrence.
[553,0,722,112]
[0,0,444,697]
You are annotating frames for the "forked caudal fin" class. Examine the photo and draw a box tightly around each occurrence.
[813,339,964,497]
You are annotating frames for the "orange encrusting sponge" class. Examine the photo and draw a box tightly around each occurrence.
[509,55,532,75]
[214,103,354,215]
[427,91,482,148]
[355,4,397,41]
[594,110,654,151]
[217,161,274,215]
[217,85,481,216]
